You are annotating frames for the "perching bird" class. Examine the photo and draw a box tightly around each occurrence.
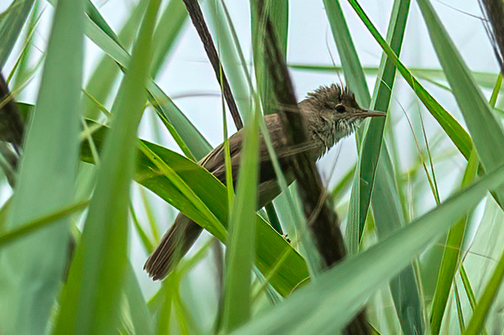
[144,84,385,280]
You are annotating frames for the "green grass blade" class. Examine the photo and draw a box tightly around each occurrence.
[430,148,479,334]
[322,0,370,106]
[11,0,40,91]
[417,0,504,204]
[0,0,35,67]
[83,0,148,119]
[373,148,425,335]
[251,0,288,114]
[123,265,154,335]
[354,1,424,334]
[151,0,188,77]
[206,0,253,124]
[289,64,504,94]
[0,0,84,332]
[84,14,211,159]
[464,249,504,335]
[52,0,160,333]
[233,163,504,335]
[347,1,472,161]
[0,200,88,248]
[222,107,261,332]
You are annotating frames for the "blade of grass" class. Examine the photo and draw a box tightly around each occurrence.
[206,0,254,125]
[347,0,472,161]
[251,0,288,114]
[289,64,504,93]
[130,202,155,254]
[83,0,148,119]
[123,265,155,335]
[464,249,504,334]
[430,148,479,334]
[0,0,84,332]
[357,2,425,333]
[322,0,370,106]
[0,0,35,67]
[222,104,260,332]
[52,0,160,333]
[233,163,504,335]
[417,0,504,192]
[0,200,88,248]
[151,0,188,77]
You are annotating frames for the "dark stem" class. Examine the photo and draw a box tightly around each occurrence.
[480,0,504,75]
[181,0,243,130]
[255,1,369,334]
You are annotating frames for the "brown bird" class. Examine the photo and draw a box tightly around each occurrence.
[144,84,386,280]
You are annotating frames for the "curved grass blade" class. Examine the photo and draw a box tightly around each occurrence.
[0,0,84,332]
[233,163,504,335]
[417,0,504,203]
[0,0,35,67]
[0,200,88,248]
[83,0,149,119]
[355,1,424,334]
[347,1,472,161]
[52,0,160,333]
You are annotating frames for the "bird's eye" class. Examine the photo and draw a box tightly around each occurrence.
[335,104,346,113]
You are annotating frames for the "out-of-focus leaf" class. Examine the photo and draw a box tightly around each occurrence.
[0,0,36,67]
[0,0,84,333]
[52,0,160,333]
[233,163,504,335]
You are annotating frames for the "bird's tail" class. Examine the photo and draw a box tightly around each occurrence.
[144,214,203,280]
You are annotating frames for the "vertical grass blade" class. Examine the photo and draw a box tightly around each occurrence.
[322,0,372,255]
[206,0,253,125]
[0,0,84,333]
[251,0,288,114]
[151,0,188,77]
[233,164,504,335]
[352,1,424,334]
[83,13,212,158]
[430,148,479,334]
[0,0,35,67]
[83,0,148,119]
[51,0,160,333]
[348,1,472,161]
[417,0,504,199]
[222,108,260,332]
[322,0,370,106]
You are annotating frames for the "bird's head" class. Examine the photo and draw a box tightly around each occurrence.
[301,84,386,155]
[306,84,386,136]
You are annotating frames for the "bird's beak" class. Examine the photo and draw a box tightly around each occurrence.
[358,109,387,118]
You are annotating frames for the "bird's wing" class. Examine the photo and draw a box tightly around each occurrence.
[199,113,296,185]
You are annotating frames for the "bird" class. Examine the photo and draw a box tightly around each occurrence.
[144,83,386,280]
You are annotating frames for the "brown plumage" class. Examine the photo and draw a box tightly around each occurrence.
[144,84,385,280]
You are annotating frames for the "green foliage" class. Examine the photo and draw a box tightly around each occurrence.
[2,1,504,334]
